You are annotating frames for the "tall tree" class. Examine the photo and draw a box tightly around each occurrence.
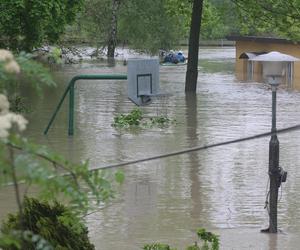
[185,0,204,92]
[107,0,121,58]
[118,0,186,54]
[80,0,112,55]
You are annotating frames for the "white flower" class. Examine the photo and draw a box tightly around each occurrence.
[0,49,20,74]
[0,115,11,138]
[0,94,10,115]
[0,49,14,62]
[4,60,21,74]
[0,94,28,139]
[7,113,28,131]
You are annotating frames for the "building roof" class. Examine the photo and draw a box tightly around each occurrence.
[226,35,298,45]
[249,51,300,62]
[239,52,267,59]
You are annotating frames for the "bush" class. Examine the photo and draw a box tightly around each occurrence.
[1,197,95,250]
[143,243,176,250]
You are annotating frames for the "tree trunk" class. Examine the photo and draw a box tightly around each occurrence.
[107,0,120,59]
[185,0,204,92]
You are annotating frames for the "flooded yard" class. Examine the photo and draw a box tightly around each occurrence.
[1,47,300,249]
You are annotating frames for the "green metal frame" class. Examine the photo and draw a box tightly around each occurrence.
[44,74,127,136]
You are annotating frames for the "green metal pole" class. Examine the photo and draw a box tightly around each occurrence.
[68,79,75,136]
[43,84,71,135]
[44,74,127,136]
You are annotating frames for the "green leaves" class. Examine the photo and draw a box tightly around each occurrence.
[112,108,175,129]
[2,134,124,214]
[143,243,175,250]
[0,0,84,52]
[0,51,56,113]
[144,228,219,250]
[196,228,219,250]
[115,170,125,184]
[1,198,94,249]
[113,108,143,127]
[233,0,300,40]
[118,0,187,54]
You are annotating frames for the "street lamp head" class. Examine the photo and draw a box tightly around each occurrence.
[266,75,281,90]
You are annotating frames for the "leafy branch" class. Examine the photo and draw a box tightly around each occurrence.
[1,134,124,215]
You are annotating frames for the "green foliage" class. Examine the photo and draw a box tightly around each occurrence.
[1,134,123,213]
[232,0,300,40]
[0,230,53,250]
[164,0,240,40]
[150,116,171,126]
[143,243,176,250]
[196,228,219,250]
[186,244,200,250]
[113,108,143,127]
[0,50,124,249]
[76,0,188,55]
[48,48,63,64]
[0,0,84,52]
[115,170,125,184]
[201,2,229,40]
[15,52,56,93]
[0,51,56,112]
[1,197,95,250]
[119,0,186,54]
[79,0,114,49]
[164,0,192,30]
[143,228,219,250]
[112,108,175,128]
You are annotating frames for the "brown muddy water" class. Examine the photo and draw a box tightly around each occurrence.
[1,47,300,249]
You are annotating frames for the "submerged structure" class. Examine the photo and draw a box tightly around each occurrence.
[127,58,161,106]
[227,36,300,88]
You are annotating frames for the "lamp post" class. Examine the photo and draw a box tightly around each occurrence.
[248,52,295,234]
[265,75,287,233]
[267,75,280,233]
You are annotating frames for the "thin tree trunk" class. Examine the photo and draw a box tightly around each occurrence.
[185,0,204,92]
[107,0,120,59]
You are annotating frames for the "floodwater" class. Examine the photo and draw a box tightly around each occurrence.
[1,47,300,249]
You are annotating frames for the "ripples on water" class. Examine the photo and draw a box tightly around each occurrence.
[1,47,300,249]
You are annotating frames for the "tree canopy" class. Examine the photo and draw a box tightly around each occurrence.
[118,0,187,54]
[0,0,84,52]
[232,0,300,40]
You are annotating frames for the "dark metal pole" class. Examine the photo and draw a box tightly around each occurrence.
[268,86,280,233]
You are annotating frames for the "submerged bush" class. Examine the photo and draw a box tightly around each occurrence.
[1,197,95,250]
[113,108,143,127]
[143,243,176,250]
[143,228,219,250]
[112,108,175,128]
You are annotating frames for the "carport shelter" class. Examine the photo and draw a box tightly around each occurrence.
[227,35,300,88]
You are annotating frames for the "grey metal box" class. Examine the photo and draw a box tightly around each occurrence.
[127,58,160,106]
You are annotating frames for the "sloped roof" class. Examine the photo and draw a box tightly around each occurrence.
[227,35,298,45]
[239,52,267,59]
[249,51,300,62]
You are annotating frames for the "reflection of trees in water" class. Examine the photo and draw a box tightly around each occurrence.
[185,93,210,225]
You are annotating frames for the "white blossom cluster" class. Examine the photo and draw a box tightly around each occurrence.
[0,50,27,139]
[0,49,20,74]
[0,94,27,139]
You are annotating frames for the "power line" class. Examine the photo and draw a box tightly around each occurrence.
[88,124,300,172]
[3,124,300,188]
